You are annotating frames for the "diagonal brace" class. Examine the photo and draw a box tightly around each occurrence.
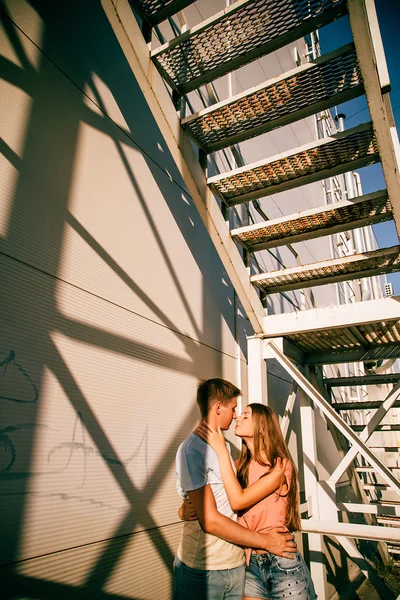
[264,340,400,497]
[281,382,298,441]
[330,380,400,483]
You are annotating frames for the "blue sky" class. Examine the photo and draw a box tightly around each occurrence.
[320,0,400,293]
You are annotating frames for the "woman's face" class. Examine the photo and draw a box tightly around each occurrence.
[235,406,254,439]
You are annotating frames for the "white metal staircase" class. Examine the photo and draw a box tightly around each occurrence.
[103,0,400,595]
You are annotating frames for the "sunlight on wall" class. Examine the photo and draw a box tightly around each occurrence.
[1,0,42,239]
[58,118,206,341]
[4,0,43,69]
[18,342,131,566]
[0,82,32,238]
[84,73,130,132]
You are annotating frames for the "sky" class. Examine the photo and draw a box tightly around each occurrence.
[319,0,400,293]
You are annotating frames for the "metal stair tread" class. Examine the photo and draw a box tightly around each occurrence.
[182,43,363,152]
[324,373,400,387]
[151,0,348,94]
[130,0,197,25]
[249,245,400,294]
[231,190,391,251]
[208,122,379,205]
[352,424,400,432]
[332,400,400,410]
[288,327,400,354]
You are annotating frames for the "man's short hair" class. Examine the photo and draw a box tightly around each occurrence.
[196,378,241,418]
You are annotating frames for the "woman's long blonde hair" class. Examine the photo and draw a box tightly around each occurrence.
[236,403,301,532]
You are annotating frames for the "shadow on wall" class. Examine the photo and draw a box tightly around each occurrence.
[0,0,242,597]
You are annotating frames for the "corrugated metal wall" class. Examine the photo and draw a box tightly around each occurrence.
[0,0,245,597]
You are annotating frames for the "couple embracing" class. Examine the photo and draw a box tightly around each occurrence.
[173,378,316,600]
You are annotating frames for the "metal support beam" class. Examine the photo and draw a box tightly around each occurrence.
[301,520,400,543]
[264,341,400,497]
[330,381,400,484]
[281,382,298,441]
[352,424,400,432]
[348,0,400,238]
[247,336,267,404]
[102,0,265,333]
[299,378,329,599]
[310,367,389,566]
[338,502,400,517]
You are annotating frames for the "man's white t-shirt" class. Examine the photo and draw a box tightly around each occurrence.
[176,433,245,570]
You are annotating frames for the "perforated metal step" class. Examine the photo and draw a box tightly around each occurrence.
[352,425,400,432]
[182,44,363,152]
[208,122,379,205]
[151,0,347,94]
[287,319,400,353]
[231,190,391,251]
[325,373,400,387]
[131,0,196,25]
[332,400,400,411]
[250,245,400,294]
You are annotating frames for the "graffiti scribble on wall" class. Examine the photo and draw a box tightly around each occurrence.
[0,350,149,508]
[0,350,38,403]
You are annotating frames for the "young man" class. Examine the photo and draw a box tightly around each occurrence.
[173,378,296,600]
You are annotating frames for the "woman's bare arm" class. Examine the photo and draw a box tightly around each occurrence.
[195,423,286,511]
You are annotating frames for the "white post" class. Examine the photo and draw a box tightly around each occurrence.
[281,382,298,440]
[299,380,329,599]
[247,336,267,405]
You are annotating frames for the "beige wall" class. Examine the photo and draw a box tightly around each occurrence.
[0,0,246,597]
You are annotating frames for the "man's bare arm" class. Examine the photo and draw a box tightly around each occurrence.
[188,485,296,558]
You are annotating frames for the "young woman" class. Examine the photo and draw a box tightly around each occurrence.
[195,403,316,600]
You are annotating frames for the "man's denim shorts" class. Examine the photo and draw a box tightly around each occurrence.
[173,556,245,600]
[244,552,317,600]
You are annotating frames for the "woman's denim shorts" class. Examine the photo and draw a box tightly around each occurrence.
[244,552,317,599]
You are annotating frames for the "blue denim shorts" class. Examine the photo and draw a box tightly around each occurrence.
[173,556,245,600]
[244,552,317,600]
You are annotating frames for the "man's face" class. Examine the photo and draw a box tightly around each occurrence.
[218,398,238,430]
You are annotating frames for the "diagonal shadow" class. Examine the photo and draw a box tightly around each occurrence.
[0,138,22,171]
[65,213,236,361]
[47,336,200,591]
[1,2,228,598]
[66,212,197,348]
[2,571,145,600]
[86,77,203,342]
[0,2,37,75]
[46,338,175,578]
[57,313,196,374]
